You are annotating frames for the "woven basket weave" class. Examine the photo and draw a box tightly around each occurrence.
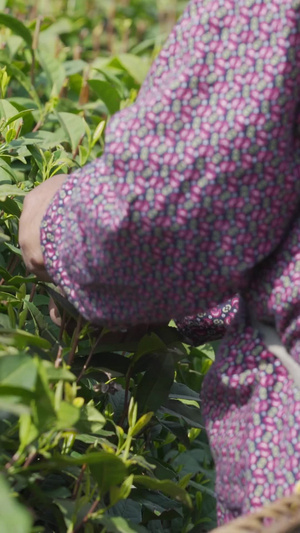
[210,493,300,533]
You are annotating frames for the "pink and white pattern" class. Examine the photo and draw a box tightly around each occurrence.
[41,0,300,524]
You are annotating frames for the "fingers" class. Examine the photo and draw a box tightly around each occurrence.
[49,297,62,326]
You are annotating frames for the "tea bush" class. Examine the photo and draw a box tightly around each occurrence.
[0,1,217,531]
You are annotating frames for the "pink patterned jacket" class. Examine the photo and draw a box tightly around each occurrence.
[41,0,300,524]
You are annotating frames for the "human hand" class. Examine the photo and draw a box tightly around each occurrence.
[49,297,63,326]
[19,174,68,280]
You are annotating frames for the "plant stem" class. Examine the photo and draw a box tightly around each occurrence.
[29,283,36,302]
[24,451,37,468]
[72,499,100,533]
[72,463,87,500]
[31,16,43,85]
[67,316,83,365]
[118,365,133,428]
[76,331,102,383]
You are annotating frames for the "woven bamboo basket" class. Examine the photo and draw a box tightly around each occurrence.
[210,493,300,533]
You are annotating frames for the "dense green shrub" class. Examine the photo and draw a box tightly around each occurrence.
[0,2,217,532]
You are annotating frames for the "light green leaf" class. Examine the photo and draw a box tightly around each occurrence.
[88,79,121,115]
[4,243,23,256]
[0,329,51,349]
[0,61,40,108]
[131,412,153,437]
[96,516,147,533]
[0,184,26,199]
[0,99,22,129]
[133,475,192,508]
[38,46,66,96]
[5,108,34,127]
[0,158,19,183]
[63,59,87,76]
[56,112,86,154]
[42,361,76,383]
[0,475,32,533]
[0,397,30,415]
[75,404,106,434]
[19,412,38,450]
[11,129,68,151]
[0,354,37,391]
[56,401,80,430]
[114,54,150,85]
[89,454,128,493]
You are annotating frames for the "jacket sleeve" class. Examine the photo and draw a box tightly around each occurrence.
[176,296,239,346]
[40,0,300,326]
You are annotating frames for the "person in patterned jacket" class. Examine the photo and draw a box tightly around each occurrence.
[19,0,300,524]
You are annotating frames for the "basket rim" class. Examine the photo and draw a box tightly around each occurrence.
[211,493,300,533]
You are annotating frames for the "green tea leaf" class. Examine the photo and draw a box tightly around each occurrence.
[112,54,150,85]
[0,61,40,108]
[0,354,37,391]
[89,454,127,493]
[19,412,38,449]
[0,475,32,533]
[5,108,34,127]
[135,352,174,413]
[131,412,153,437]
[0,14,32,48]
[24,300,57,345]
[75,404,106,434]
[42,361,76,382]
[0,329,51,349]
[38,46,66,96]
[169,382,200,401]
[161,399,204,429]
[0,197,21,217]
[133,476,192,508]
[56,401,80,430]
[0,184,26,198]
[88,79,121,115]
[95,516,147,533]
[87,352,131,376]
[135,332,166,362]
[56,112,86,154]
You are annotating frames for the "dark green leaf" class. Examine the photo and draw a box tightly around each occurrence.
[133,476,192,508]
[0,14,32,47]
[169,382,200,401]
[135,352,175,413]
[86,352,130,375]
[161,400,204,429]
[86,454,128,493]
[0,197,21,217]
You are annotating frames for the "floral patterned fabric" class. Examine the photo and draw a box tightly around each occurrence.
[176,296,239,345]
[41,0,300,524]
